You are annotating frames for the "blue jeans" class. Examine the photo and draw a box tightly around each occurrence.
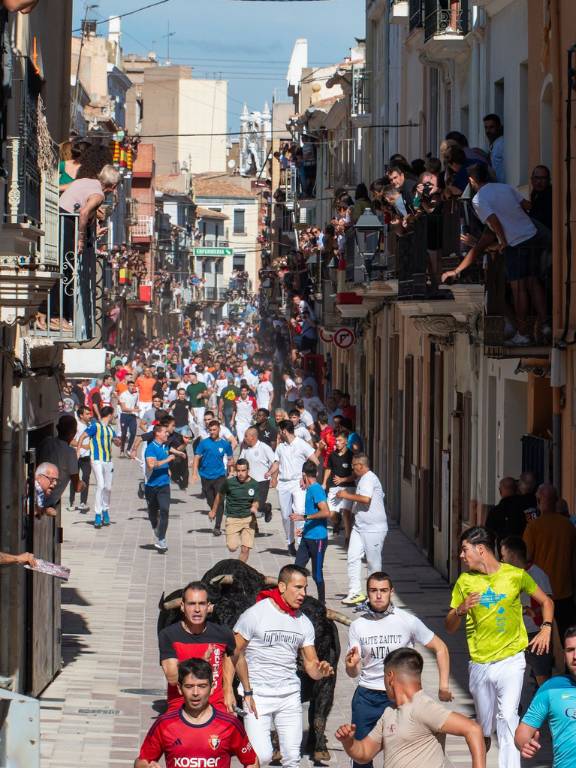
[351,686,392,768]
[295,537,326,603]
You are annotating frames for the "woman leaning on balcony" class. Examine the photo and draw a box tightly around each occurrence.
[60,163,121,251]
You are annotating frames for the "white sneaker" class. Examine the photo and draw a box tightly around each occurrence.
[504,332,532,347]
[155,538,168,551]
[66,505,76,512]
[79,503,90,512]
[341,592,366,606]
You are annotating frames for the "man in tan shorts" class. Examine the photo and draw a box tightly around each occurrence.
[210,458,259,562]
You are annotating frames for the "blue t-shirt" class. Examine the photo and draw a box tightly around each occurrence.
[194,437,232,479]
[522,675,576,768]
[302,482,328,540]
[145,441,171,487]
[347,431,364,452]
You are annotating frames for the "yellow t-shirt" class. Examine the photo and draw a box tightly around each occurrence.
[450,563,537,664]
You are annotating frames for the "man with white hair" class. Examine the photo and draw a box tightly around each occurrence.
[35,462,59,517]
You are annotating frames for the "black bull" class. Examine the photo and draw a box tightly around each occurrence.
[157,559,350,763]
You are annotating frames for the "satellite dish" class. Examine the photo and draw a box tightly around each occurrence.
[228,159,237,169]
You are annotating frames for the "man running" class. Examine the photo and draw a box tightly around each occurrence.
[211,458,259,563]
[445,526,554,768]
[345,571,452,768]
[234,564,334,768]
[118,379,139,456]
[515,626,576,766]
[235,384,257,443]
[273,420,317,556]
[80,405,120,529]
[158,581,235,713]
[240,427,275,523]
[336,648,486,768]
[144,423,174,552]
[192,420,233,537]
[323,431,355,542]
[135,658,258,768]
[337,455,387,605]
[292,460,330,603]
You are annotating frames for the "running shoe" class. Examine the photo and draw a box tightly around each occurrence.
[341,592,366,606]
[155,538,168,551]
[213,527,222,537]
[264,503,272,523]
[288,542,297,557]
[94,514,102,529]
[504,332,532,347]
[66,505,76,512]
[78,503,90,513]
[102,510,110,526]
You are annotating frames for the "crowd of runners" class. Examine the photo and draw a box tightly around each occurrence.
[43,311,576,768]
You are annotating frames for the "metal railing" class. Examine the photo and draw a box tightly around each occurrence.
[351,67,371,116]
[30,213,101,342]
[131,215,154,238]
[409,0,424,30]
[424,0,469,41]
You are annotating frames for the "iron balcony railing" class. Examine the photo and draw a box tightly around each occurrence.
[424,0,470,42]
[351,67,371,116]
[30,213,101,342]
[409,0,424,30]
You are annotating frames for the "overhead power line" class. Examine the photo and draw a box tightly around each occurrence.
[72,0,171,32]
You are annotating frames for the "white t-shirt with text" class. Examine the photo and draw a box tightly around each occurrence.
[234,598,315,695]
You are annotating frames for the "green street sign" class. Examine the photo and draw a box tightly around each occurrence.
[193,247,233,257]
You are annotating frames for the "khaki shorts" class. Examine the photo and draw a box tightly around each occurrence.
[225,515,256,550]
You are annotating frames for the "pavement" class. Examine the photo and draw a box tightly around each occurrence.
[39,452,552,768]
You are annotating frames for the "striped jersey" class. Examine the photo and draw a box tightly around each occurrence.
[85,420,116,462]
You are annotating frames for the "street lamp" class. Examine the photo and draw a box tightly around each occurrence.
[353,207,388,281]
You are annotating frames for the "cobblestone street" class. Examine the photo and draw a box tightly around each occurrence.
[39,454,550,768]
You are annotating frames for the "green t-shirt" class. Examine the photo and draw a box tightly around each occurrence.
[221,476,258,518]
[186,382,207,408]
[450,563,537,664]
[220,385,240,413]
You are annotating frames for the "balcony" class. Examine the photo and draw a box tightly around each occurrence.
[29,214,101,344]
[482,244,551,359]
[204,286,229,302]
[131,215,154,241]
[423,0,470,57]
[391,0,409,24]
[351,67,371,125]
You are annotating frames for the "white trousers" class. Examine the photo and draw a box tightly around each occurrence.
[236,419,252,444]
[139,401,152,418]
[92,460,114,515]
[191,407,205,426]
[243,690,302,768]
[469,651,526,768]
[277,479,305,545]
[347,527,387,595]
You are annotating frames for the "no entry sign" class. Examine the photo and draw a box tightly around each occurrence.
[333,327,356,349]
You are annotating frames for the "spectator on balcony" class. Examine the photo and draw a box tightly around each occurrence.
[38,415,85,510]
[351,184,372,224]
[483,113,506,183]
[413,171,443,285]
[528,165,552,232]
[34,462,59,518]
[389,154,417,181]
[300,135,317,198]
[59,137,88,192]
[445,130,489,166]
[443,163,550,345]
[388,165,416,203]
[443,144,486,197]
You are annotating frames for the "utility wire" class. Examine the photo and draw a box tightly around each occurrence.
[72,0,171,32]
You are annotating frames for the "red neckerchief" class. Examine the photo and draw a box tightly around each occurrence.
[256,588,297,618]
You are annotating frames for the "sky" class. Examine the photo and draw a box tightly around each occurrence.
[72,0,365,130]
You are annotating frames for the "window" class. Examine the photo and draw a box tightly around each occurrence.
[233,253,246,271]
[233,209,245,234]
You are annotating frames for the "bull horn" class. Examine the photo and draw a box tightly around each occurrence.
[163,596,182,611]
[264,575,278,586]
[210,574,234,585]
[326,608,352,626]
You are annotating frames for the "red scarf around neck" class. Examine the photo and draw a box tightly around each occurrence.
[256,587,297,617]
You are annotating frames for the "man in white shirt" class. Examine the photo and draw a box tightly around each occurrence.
[295,400,314,431]
[256,374,274,411]
[118,379,139,456]
[234,564,333,768]
[302,385,324,422]
[99,374,115,407]
[345,571,452,768]
[288,409,313,443]
[236,385,257,444]
[68,405,92,512]
[270,420,318,555]
[240,427,276,522]
[337,454,388,605]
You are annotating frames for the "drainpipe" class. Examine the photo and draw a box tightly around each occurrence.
[0,326,15,688]
[550,0,564,492]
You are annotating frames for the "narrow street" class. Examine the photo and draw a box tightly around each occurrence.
[37,452,545,768]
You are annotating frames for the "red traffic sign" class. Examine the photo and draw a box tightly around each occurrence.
[320,328,333,343]
[333,327,356,349]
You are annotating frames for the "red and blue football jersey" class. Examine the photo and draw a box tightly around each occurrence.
[139,707,257,768]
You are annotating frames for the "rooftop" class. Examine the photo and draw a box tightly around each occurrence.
[193,173,258,199]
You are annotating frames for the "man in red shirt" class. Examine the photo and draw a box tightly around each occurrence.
[159,582,236,713]
[135,658,258,768]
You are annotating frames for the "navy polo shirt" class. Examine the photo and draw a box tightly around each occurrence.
[194,437,232,480]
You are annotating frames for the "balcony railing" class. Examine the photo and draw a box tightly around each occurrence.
[30,213,101,342]
[409,0,424,30]
[424,0,469,42]
[132,215,154,238]
[351,67,371,117]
